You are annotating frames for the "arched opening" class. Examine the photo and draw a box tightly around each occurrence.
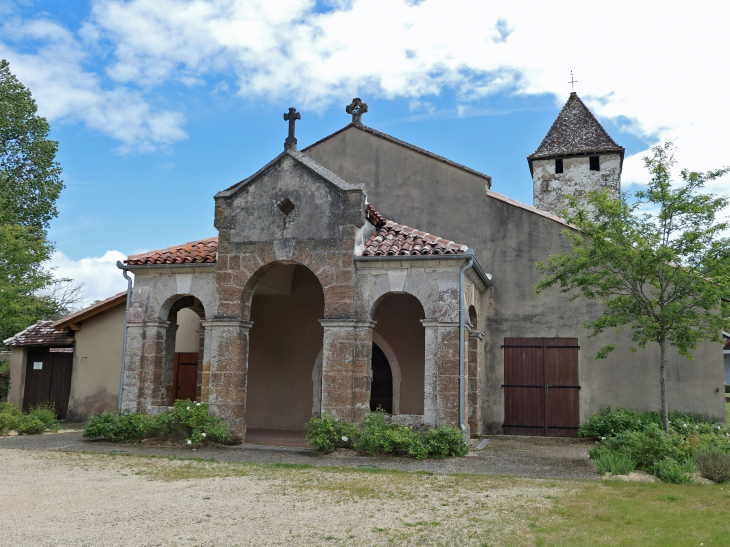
[247,264,324,431]
[468,305,478,331]
[372,293,425,415]
[370,343,393,413]
[164,296,205,405]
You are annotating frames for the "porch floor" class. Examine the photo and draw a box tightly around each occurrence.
[244,429,307,447]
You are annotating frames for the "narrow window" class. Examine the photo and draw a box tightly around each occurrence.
[555,159,563,174]
[589,156,600,171]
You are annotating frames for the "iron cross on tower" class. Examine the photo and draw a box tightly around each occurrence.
[568,70,578,92]
[284,107,301,150]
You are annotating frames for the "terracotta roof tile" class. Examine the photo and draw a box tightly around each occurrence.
[125,237,218,265]
[361,204,468,257]
[3,321,74,347]
[528,93,624,161]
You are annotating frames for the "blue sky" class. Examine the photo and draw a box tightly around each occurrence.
[1,0,728,303]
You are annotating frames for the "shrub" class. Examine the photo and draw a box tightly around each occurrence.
[597,424,686,470]
[305,410,467,460]
[579,406,644,438]
[653,458,694,484]
[27,404,58,430]
[695,446,730,483]
[725,385,730,394]
[0,402,23,434]
[84,410,152,442]
[16,416,47,435]
[592,450,636,476]
[153,399,230,444]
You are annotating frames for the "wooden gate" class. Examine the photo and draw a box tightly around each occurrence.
[173,352,199,403]
[23,350,73,419]
[503,337,580,437]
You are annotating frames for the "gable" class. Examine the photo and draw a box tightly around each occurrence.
[215,150,366,244]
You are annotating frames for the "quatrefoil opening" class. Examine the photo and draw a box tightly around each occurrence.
[277,197,296,217]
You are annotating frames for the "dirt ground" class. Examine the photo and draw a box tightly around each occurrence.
[0,448,572,547]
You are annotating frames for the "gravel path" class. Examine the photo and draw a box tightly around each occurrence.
[0,448,580,546]
[0,430,598,480]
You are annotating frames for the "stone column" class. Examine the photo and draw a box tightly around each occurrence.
[422,321,461,430]
[202,320,252,439]
[122,320,170,414]
[319,320,375,422]
[196,328,205,402]
[468,330,485,435]
[161,322,178,406]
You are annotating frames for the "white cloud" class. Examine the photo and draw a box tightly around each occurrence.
[3,0,729,185]
[49,250,131,306]
[0,17,186,151]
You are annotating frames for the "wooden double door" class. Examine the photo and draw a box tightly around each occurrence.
[23,350,73,419]
[503,337,580,437]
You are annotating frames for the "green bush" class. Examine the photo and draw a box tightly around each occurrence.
[653,458,694,484]
[591,450,636,476]
[153,399,230,444]
[725,385,730,394]
[84,410,152,442]
[84,400,231,445]
[305,410,467,460]
[0,402,58,435]
[0,402,23,434]
[695,446,730,483]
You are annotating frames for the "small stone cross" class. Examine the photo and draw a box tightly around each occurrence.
[283,107,301,149]
[568,70,578,91]
[346,98,368,124]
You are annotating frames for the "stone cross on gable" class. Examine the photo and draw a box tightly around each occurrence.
[284,107,301,150]
[346,98,368,125]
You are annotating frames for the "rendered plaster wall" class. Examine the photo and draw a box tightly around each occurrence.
[372,293,425,414]
[7,346,26,406]
[247,265,324,430]
[67,304,126,419]
[305,127,725,431]
[532,154,621,216]
[175,308,201,353]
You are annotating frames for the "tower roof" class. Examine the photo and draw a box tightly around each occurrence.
[528,93,624,162]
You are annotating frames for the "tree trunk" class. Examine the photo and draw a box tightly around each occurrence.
[659,337,669,432]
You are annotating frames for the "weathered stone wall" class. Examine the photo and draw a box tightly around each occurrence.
[532,153,621,216]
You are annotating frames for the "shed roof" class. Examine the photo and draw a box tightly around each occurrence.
[3,321,74,347]
[528,93,624,163]
[125,237,218,265]
[52,292,127,330]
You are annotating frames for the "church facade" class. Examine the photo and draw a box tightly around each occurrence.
[119,95,725,439]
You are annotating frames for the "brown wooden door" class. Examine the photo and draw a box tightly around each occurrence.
[173,352,199,403]
[23,350,74,419]
[503,338,580,437]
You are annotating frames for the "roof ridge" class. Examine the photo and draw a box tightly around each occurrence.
[302,123,492,187]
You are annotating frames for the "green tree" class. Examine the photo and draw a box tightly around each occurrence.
[0,59,65,343]
[536,143,730,431]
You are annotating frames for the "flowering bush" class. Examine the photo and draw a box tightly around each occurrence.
[0,402,59,435]
[305,409,467,460]
[84,399,230,445]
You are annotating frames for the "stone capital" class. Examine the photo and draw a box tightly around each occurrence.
[201,320,254,331]
[421,320,459,328]
[319,319,376,329]
[469,330,486,340]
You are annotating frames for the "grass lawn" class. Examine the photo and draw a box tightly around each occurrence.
[4,449,729,547]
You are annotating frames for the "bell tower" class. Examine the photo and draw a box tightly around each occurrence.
[528,92,625,216]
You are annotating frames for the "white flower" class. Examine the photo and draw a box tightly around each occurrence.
[187,406,191,410]
[341,436,348,442]
[187,440,192,445]
[196,402,201,406]
[202,432,207,438]
[601,436,606,441]
[683,423,687,427]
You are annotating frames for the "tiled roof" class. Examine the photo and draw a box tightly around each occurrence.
[361,204,468,257]
[125,237,218,265]
[3,321,74,347]
[52,292,127,330]
[528,93,624,161]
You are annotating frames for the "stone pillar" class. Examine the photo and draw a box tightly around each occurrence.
[320,320,375,422]
[196,328,205,402]
[468,330,484,436]
[161,322,178,406]
[121,320,170,413]
[422,321,461,430]
[202,320,252,439]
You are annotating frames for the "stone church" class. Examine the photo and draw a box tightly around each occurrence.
[119,94,725,440]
